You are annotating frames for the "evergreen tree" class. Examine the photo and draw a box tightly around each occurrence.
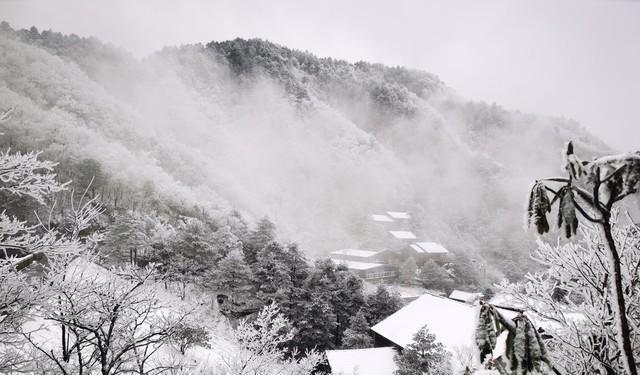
[169,218,218,275]
[399,256,418,284]
[341,308,373,349]
[394,326,452,375]
[208,248,254,306]
[243,217,275,264]
[294,292,337,351]
[306,259,365,346]
[365,284,402,325]
[253,242,294,310]
[419,260,454,293]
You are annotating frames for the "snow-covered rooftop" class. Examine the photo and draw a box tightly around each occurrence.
[410,242,449,254]
[387,211,411,219]
[330,258,385,270]
[331,249,381,258]
[326,347,398,375]
[371,214,394,222]
[449,290,481,304]
[371,293,477,354]
[389,230,417,240]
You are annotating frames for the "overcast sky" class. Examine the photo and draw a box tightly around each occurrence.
[1,0,639,150]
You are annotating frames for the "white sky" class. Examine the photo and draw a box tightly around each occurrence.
[1,0,639,150]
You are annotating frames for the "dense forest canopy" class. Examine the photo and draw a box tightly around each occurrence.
[0,22,611,282]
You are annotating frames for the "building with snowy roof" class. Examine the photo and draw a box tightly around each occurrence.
[405,241,450,262]
[388,230,417,240]
[449,290,482,304]
[387,211,411,219]
[330,248,387,263]
[371,214,394,223]
[371,293,479,370]
[326,347,398,375]
[330,258,397,282]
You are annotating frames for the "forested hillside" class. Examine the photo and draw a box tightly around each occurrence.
[0,22,610,283]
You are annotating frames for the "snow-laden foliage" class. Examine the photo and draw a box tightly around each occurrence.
[0,110,104,372]
[215,303,325,375]
[0,148,67,204]
[525,181,551,235]
[474,304,554,375]
[24,261,192,375]
[498,217,640,374]
[554,186,578,238]
[341,308,373,349]
[524,141,640,375]
[393,325,452,375]
[0,108,67,203]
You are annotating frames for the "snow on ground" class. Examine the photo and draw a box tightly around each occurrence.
[326,347,398,375]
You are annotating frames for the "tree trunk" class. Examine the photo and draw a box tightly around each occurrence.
[601,221,638,375]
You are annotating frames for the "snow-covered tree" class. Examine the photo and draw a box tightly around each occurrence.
[524,141,640,375]
[419,260,454,293]
[341,308,373,349]
[394,325,452,375]
[216,303,325,375]
[496,217,640,374]
[0,106,88,372]
[399,256,418,284]
[365,284,401,325]
[24,262,191,375]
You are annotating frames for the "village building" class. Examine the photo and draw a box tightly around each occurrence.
[330,248,387,263]
[371,293,479,371]
[388,230,417,240]
[371,214,394,223]
[407,241,450,263]
[329,258,397,282]
[387,211,411,220]
[449,290,483,304]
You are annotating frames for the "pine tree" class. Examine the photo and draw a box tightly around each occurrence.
[243,217,275,264]
[419,260,454,293]
[341,308,373,349]
[365,284,402,325]
[253,242,294,310]
[399,256,418,284]
[294,292,337,351]
[208,248,254,308]
[394,326,452,375]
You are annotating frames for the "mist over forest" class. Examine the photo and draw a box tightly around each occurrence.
[0,23,610,282]
[3,14,640,375]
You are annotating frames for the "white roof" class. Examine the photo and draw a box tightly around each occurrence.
[330,258,385,271]
[449,290,481,303]
[387,211,410,219]
[389,230,417,240]
[411,242,449,254]
[326,347,398,375]
[331,249,381,258]
[371,214,394,222]
[371,293,477,355]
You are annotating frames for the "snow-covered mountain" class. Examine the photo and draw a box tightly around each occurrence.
[0,23,610,279]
